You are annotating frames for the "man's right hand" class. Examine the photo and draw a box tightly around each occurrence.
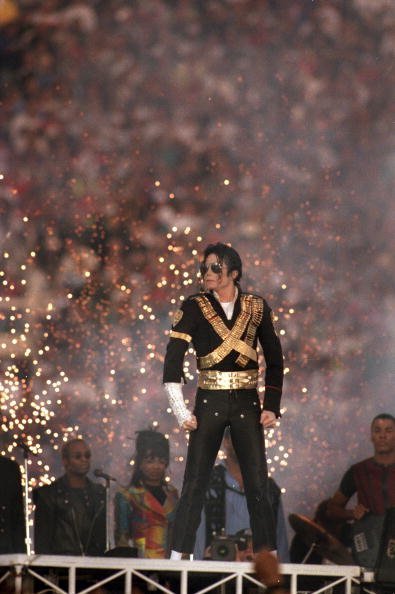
[182,415,197,431]
[352,503,369,520]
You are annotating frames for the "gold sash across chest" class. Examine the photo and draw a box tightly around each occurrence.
[195,294,263,369]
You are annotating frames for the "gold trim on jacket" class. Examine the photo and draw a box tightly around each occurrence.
[194,294,263,369]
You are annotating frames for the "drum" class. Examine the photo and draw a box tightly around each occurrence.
[351,513,384,568]
[375,507,395,585]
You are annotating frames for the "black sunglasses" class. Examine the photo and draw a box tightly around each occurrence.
[200,262,223,276]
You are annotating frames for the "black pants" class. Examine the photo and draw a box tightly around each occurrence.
[171,388,276,553]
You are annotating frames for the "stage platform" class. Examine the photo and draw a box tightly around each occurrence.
[0,555,379,594]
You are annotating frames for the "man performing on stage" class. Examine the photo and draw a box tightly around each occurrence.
[163,242,284,559]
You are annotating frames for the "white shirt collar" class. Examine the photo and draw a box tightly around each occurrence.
[213,287,238,320]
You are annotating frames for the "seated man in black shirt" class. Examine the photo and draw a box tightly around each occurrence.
[34,438,106,556]
[33,438,107,593]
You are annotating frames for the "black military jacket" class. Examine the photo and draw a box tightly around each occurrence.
[33,475,106,556]
[163,290,283,416]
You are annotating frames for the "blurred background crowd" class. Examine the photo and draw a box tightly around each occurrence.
[0,0,394,533]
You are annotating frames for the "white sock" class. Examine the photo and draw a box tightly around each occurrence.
[170,550,182,560]
[189,553,194,561]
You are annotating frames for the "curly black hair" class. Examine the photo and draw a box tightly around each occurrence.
[130,430,169,486]
[203,242,242,283]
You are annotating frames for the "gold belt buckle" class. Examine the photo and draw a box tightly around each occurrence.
[198,369,258,390]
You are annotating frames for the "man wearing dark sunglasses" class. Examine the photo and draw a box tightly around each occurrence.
[163,242,284,559]
[34,438,106,556]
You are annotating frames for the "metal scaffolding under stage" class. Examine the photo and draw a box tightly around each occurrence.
[0,554,376,594]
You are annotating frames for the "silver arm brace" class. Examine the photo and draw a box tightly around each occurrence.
[164,382,193,426]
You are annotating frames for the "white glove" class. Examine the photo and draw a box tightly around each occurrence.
[164,382,193,427]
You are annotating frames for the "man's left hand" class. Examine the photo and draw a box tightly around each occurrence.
[260,410,277,428]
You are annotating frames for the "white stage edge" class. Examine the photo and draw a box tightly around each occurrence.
[0,554,376,594]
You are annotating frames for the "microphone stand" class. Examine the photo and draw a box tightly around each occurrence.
[19,443,32,557]
[94,469,116,552]
[104,476,112,552]
[301,542,318,563]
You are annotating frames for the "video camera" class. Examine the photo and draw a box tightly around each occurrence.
[210,530,251,561]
